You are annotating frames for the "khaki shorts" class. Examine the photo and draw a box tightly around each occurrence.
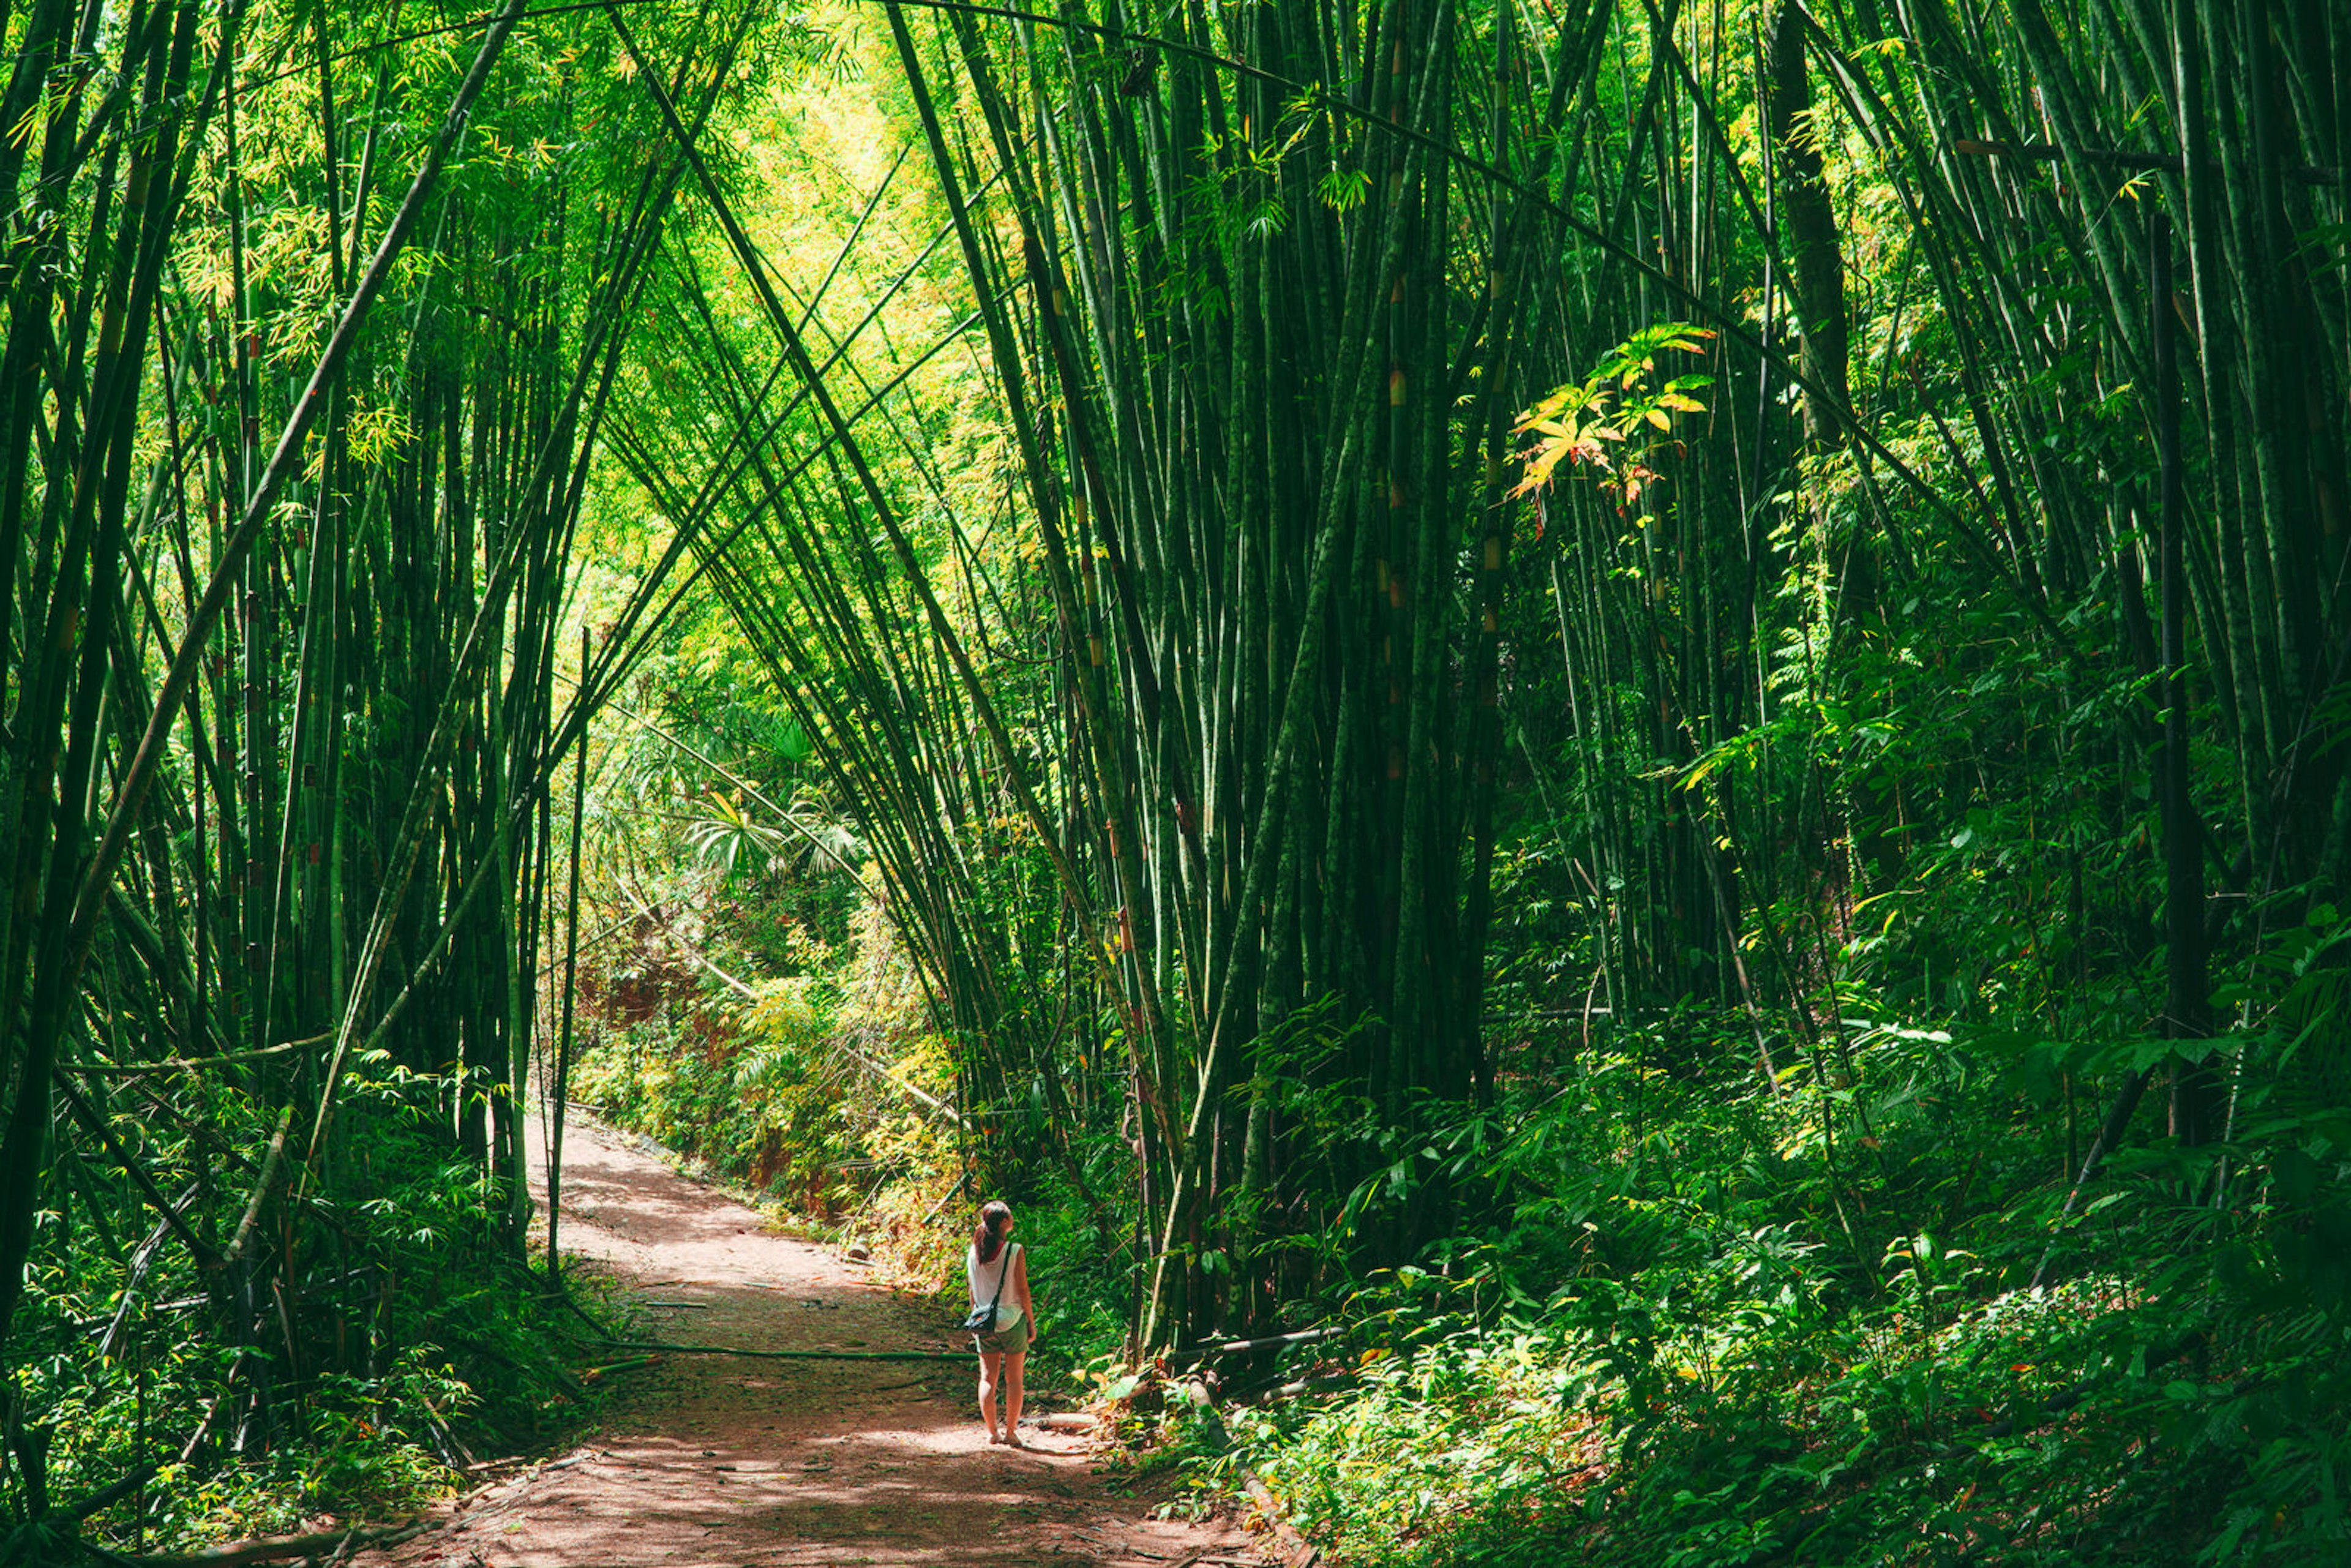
[974,1308,1032,1356]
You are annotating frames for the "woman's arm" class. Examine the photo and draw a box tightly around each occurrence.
[1012,1247,1037,1334]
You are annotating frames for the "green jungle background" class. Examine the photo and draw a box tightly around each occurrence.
[0,0,2345,1561]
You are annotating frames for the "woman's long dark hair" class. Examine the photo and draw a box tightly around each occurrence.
[973,1200,1013,1265]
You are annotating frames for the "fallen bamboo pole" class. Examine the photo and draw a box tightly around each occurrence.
[592,1338,966,1362]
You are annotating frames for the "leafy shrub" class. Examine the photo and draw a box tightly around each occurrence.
[1213,1012,2351,1567]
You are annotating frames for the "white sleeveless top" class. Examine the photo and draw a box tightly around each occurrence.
[966,1241,1024,1330]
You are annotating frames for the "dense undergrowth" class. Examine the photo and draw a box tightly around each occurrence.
[5,1091,602,1562]
[1166,1016,2351,1568]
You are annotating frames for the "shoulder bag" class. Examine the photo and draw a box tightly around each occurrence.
[961,1243,1016,1334]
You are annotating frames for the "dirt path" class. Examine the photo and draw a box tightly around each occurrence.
[370,1111,1265,1568]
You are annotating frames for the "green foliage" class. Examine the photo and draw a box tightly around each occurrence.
[1205,1012,2351,1567]
[7,1095,594,1556]
[1513,324,1717,510]
[572,981,858,1216]
[27,0,2317,1558]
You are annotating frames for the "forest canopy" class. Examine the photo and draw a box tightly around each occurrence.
[0,0,2345,1559]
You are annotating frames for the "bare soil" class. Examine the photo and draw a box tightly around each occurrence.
[364,1111,1267,1568]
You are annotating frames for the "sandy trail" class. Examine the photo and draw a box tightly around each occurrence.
[368,1110,1264,1568]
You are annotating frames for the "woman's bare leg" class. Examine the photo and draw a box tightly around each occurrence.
[1003,1352,1026,1445]
[977,1349,1002,1441]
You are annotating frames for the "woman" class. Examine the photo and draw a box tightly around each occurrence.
[966,1199,1038,1446]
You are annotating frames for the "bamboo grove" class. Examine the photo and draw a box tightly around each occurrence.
[1,0,2347,1547]
[584,0,2350,1363]
[0,0,812,1539]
